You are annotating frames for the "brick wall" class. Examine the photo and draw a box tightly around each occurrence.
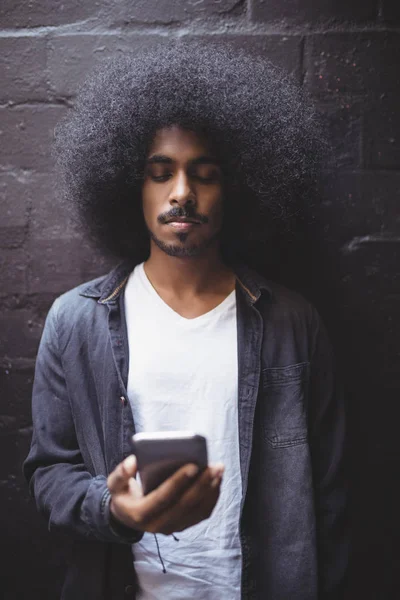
[1,1,399,598]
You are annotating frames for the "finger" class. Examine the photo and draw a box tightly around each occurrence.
[135,463,200,523]
[192,480,221,521]
[176,467,222,513]
[152,474,223,534]
[180,482,221,529]
[107,455,137,494]
[149,467,223,529]
[208,463,225,480]
[177,463,223,503]
[148,463,223,512]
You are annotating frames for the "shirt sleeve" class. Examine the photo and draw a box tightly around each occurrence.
[308,308,350,599]
[23,300,143,545]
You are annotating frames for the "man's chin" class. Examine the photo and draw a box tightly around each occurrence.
[150,233,202,258]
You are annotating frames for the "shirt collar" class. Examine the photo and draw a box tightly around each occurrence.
[79,259,272,305]
[233,261,272,305]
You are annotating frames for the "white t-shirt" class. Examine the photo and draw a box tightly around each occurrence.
[124,262,242,600]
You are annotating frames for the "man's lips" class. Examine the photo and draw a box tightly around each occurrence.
[163,217,202,230]
[167,221,200,230]
[165,217,201,224]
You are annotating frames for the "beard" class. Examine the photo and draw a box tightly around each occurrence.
[148,228,219,258]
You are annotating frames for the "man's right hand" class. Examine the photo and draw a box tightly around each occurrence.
[107,455,224,536]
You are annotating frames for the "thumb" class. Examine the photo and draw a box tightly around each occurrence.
[107,455,137,494]
[122,454,138,478]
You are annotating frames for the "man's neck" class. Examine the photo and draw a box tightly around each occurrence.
[143,243,235,299]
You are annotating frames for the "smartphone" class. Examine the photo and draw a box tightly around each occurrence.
[131,431,208,494]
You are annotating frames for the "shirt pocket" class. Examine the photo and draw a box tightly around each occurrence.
[261,362,309,448]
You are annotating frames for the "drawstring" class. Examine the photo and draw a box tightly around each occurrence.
[154,534,166,573]
[153,533,180,573]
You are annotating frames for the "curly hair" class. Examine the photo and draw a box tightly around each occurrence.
[54,40,327,265]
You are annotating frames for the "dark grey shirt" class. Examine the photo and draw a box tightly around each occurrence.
[24,262,349,599]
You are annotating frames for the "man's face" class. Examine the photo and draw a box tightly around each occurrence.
[142,125,224,258]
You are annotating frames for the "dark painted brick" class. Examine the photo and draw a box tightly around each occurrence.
[0,292,56,313]
[107,0,242,25]
[347,454,400,599]
[304,33,400,97]
[0,361,34,430]
[27,238,115,294]
[0,309,44,358]
[0,171,31,227]
[0,0,241,29]
[0,471,67,599]
[318,100,362,168]
[251,0,378,23]
[382,0,400,23]
[0,170,31,248]
[0,415,17,434]
[341,242,400,297]
[189,34,302,81]
[0,105,67,171]
[47,34,163,98]
[0,0,98,28]
[0,433,18,478]
[317,172,400,246]
[336,245,400,380]
[364,94,400,169]
[48,32,302,99]
[0,170,76,242]
[0,226,26,249]
[0,249,28,294]
[0,472,33,518]
[28,173,79,240]
[0,38,48,104]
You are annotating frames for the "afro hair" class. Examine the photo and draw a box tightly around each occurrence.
[54,40,327,265]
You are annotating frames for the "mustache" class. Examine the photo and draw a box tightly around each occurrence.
[158,207,209,225]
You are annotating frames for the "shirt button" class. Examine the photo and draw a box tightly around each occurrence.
[125,584,134,595]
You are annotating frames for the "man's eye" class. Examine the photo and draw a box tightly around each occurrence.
[193,168,220,183]
[196,174,218,183]
[149,171,171,182]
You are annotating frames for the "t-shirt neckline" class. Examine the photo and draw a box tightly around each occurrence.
[136,262,236,325]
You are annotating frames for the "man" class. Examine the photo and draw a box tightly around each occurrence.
[24,41,348,599]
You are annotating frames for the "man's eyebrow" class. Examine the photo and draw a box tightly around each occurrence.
[146,154,173,165]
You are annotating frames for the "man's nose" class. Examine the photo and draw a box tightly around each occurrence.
[169,171,195,206]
